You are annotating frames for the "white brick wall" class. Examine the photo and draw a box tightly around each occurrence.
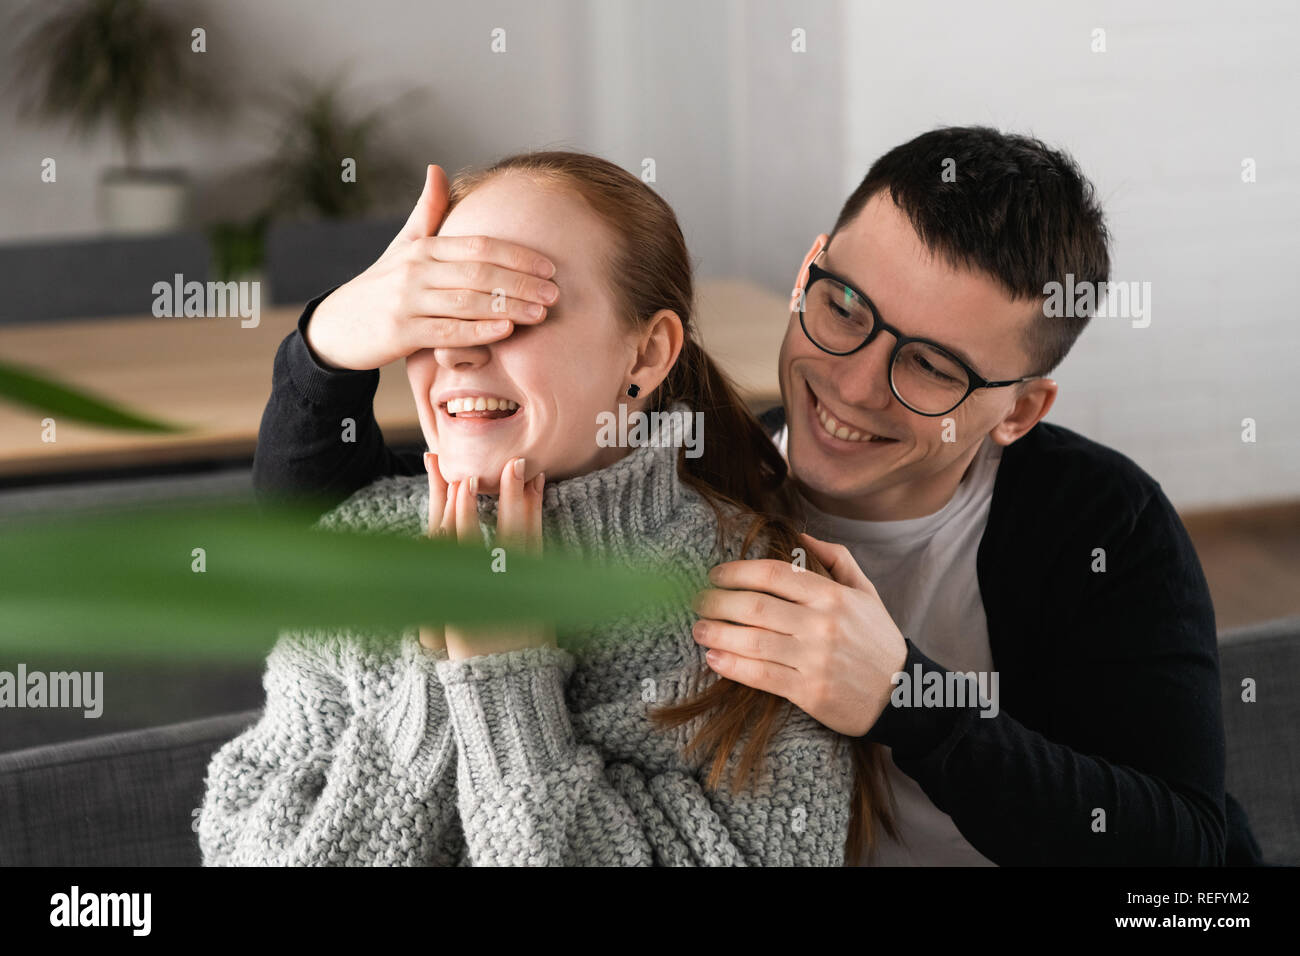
[841,0,1300,508]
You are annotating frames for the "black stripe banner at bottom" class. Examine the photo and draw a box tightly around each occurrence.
[0,864,1288,943]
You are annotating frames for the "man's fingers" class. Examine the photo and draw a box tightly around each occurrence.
[706,557,823,603]
[455,475,479,546]
[402,315,516,352]
[797,532,871,590]
[396,164,450,244]
[691,586,805,637]
[409,288,547,327]
[419,234,555,281]
[417,255,559,306]
[691,619,800,670]
[425,452,447,537]
[702,648,800,702]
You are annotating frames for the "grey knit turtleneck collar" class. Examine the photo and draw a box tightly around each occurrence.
[466,401,701,564]
[318,403,712,567]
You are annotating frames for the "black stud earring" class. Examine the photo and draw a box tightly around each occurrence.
[627,383,640,398]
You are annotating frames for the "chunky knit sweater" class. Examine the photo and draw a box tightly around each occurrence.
[199,421,854,866]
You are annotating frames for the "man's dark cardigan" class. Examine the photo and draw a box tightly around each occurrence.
[250,287,1262,865]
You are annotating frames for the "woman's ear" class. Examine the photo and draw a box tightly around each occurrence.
[627,309,685,397]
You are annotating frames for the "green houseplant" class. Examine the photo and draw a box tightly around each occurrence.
[7,0,222,233]
[258,69,420,221]
[205,70,422,288]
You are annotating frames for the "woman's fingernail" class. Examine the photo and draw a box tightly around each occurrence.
[513,457,526,480]
[469,475,478,493]
[532,472,545,493]
[423,452,434,474]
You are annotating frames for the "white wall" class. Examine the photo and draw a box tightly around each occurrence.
[0,0,1295,508]
[842,0,1300,508]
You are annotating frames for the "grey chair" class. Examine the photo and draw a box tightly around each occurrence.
[264,216,404,306]
[1,619,1295,866]
[0,232,211,324]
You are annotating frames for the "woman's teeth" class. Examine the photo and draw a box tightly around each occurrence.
[814,395,890,443]
[446,396,519,416]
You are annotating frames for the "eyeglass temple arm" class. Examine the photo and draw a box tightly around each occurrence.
[979,374,1042,389]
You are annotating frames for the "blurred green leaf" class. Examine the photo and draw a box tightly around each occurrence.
[0,498,686,663]
[0,358,183,432]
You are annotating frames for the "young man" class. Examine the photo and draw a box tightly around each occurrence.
[251,127,1259,865]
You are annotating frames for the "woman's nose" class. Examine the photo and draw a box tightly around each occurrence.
[433,345,491,370]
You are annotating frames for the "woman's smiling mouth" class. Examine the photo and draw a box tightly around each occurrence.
[436,392,523,422]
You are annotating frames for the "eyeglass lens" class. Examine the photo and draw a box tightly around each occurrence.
[804,277,969,414]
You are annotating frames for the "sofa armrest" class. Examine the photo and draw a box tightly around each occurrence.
[1219,616,1300,865]
[0,709,261,866]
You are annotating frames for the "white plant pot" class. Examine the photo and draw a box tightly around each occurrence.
[99,168,189,235]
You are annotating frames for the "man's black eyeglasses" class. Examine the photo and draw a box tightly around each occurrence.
[798,250,1039,417]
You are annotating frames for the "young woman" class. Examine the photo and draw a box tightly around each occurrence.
[198,151,894,866]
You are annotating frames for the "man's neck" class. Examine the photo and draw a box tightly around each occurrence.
[794,439,985,522]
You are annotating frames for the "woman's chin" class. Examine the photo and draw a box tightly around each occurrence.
[437,457,506,492]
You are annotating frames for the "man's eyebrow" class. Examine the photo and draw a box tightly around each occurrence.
[823,252,981,371]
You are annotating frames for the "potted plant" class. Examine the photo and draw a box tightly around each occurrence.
[250,68,423,300]
[258,69,420,221]
[208,212,270,288]
[8,0,223,234]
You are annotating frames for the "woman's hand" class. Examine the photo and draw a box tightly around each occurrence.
[437,456,552,660]
[418,451,456,653]
[303,164,560,371]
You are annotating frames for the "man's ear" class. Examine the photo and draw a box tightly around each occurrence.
[627,309,685,396]
[989,378,1057,446]
[792,234,830,309]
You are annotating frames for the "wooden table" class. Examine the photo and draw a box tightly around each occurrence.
[0,278,788,479]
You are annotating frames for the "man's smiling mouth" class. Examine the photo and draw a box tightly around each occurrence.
[806,382,896,443]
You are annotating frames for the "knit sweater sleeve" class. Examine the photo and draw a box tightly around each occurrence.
[198,628,463,866]
[434,644,851,866]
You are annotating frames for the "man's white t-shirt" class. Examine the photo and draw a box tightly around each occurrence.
[774,424,1002,866]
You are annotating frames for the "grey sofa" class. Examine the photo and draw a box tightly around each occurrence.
[2,618,1296,866]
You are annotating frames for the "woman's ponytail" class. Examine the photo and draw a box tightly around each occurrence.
[650,336,897,863]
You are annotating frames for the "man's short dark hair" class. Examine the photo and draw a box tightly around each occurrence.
[831,126,1110,376]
